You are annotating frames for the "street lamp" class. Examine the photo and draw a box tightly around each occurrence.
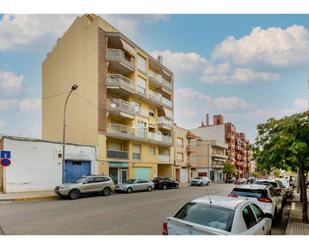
[62,84,78,183]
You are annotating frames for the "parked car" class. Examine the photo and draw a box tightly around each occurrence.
[235,178,247,185]
[276,178,292,197]
[191,176,210,186]
[162,196,272,235]
[225,177,235,183]
[54,175,115,200]
[248,177,256,184]
[153,176,179,190]
[255,179,287,202]
[228,184,283,219]
[114,179,154,193]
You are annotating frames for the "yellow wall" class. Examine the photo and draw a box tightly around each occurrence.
[158,165,173,177]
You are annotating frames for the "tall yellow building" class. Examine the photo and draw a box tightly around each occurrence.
[42,14,174,184]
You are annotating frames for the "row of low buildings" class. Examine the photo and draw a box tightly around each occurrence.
[0,14,251,193]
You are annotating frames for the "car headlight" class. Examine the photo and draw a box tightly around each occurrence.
[60,186,70,189]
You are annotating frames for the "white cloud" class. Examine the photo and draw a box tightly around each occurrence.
[200,63,280,84]
[212,96,257,110]
[212,25,309,68]
[0,14,169,51]
[0,71,23,91]
[0,99,18,111]
[293,98,308,110]
[0,121,6,130]
[19,98,41,112]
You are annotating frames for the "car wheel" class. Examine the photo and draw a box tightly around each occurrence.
[199,182,203,186]
[147,186,153,192]
[69,189,80,200]
[127,187,133,193]
[162,185,167,190]
[103,187,112,196]
[206,182,209,186]
[267,229,272,235]
[175,184,179,189]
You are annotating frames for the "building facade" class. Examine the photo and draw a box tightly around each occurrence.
[42,14,174,184]
[191,114,250,178]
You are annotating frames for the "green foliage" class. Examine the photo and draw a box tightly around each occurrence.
[252,111,309,173]
[251,171,259,178]
[223,162,237,177]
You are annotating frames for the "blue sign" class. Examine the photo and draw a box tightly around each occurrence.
[0,151,11,159]
[0,158,11,167]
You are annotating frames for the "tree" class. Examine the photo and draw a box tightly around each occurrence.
[223,162,237,179]
[252,111,309,223]
[251,171,259,178]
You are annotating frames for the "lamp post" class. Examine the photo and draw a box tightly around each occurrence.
[62,84,78,183]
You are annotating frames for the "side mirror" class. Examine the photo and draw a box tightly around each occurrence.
[263,212,273,219]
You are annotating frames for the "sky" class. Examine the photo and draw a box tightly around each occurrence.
[0,14,308,142]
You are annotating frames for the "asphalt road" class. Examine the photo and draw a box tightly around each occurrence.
[0,183,234,235]
[0,183,289,235]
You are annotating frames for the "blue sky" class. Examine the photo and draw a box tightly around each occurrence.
[0,14,308,142]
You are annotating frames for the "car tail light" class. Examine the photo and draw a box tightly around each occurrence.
[257,197,272,203]
[275,188,282,193]
[162,222,168,235]
[228,193,238,198]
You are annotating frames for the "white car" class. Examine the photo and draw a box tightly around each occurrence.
[255,179,287,201]
[163,196,272,235]
[191,176,210,186]
[276,178,292,197]
[229,184,283,219]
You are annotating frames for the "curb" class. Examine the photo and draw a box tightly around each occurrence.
[285,201,294,235]
[0,195,58,201]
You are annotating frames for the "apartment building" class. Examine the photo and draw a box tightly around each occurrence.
[191,114,250,178]
[42,14,174,184]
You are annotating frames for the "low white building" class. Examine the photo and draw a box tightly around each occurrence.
[0,136,98,193]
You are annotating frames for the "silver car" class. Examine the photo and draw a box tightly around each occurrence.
[191,176,210,186]
[115,179,154,193]
[55,175,115,200]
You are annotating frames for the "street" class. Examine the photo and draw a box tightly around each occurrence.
[0,183,288,235]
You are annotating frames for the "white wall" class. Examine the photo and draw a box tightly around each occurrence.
[190,124,225,143]
[3,138,98,193]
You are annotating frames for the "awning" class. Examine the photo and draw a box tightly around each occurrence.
[109,162,129,168]
[120,39,135,56]
[162,107,173,120]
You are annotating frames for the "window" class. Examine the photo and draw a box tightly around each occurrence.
[133,144,141,160]
[269,187,276,197]
[242,206,257,229]
[231,189,267,199]
[174,202,235,232]
[109,142,122,151]
[250,204,264,222]
[149,146,156,156]
[177,137,184,147]
[131,101,141,114]
[177,153,184,162]
[137,54,147,73]
[149,108,155,117]
[137,76,147,95]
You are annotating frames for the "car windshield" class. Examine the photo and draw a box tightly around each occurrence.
[174,202,234,232]
[72,176,88,183]
[194,177,202,180]
[255,181,277,188]
[231,189,268,198]
[125,179,135,184]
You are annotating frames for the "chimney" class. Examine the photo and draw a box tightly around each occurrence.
[213,114,224,125]
[206,113,209,126]
[157,55,163,64]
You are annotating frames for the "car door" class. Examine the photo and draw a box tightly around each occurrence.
[269,187,282,212]
[240,205,259,235]
[134,179,143,191]
[250,204,271,235]
[82,177,97,193]
[167,177,174,188]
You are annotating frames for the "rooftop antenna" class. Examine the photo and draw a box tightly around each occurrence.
[204,181,213,205]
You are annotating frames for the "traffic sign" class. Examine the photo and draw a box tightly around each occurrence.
[0,151,11,159]
[0,158,11,167]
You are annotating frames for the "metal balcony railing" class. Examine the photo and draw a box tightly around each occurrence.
[107,150,129,160]
[106,74,135,93]
[106,49,135,70]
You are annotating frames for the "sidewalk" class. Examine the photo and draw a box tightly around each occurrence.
[0,190,58,201]
[285,188,309,235]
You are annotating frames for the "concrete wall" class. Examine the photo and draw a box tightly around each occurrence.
[2,138,98,193]
[0,138,3,192]
[190,124,225,142]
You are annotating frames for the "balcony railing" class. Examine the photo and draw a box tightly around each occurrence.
[107,150,129,160]
[157,116,173,129]
[132,153,141,160]
[106,49,135,70]
[107,98,134,115]
[106,74,135,93]
[158,154,170,162]
[107,124,172,145]
[149,70,172,90]
[149,90,172,108]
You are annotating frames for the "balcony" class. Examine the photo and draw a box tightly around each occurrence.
[149,70,172,92]
[158,154,170,163]
[106,49,135,73]
[107,149,129,160]
[148,90,172,109]
[106,74,135,94]
[212,152,228,159]
[106,124,172,146]
[107,98,135,119]
[157,116,173,130]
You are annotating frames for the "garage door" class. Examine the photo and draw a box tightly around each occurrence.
[135,168,151,180]
[64,160,91,183]
[180,168,188,183]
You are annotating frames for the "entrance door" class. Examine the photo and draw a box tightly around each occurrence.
[119,169,127,184]
[175,168,180,182]
[64,160,91,183]
[110,168,119,184]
